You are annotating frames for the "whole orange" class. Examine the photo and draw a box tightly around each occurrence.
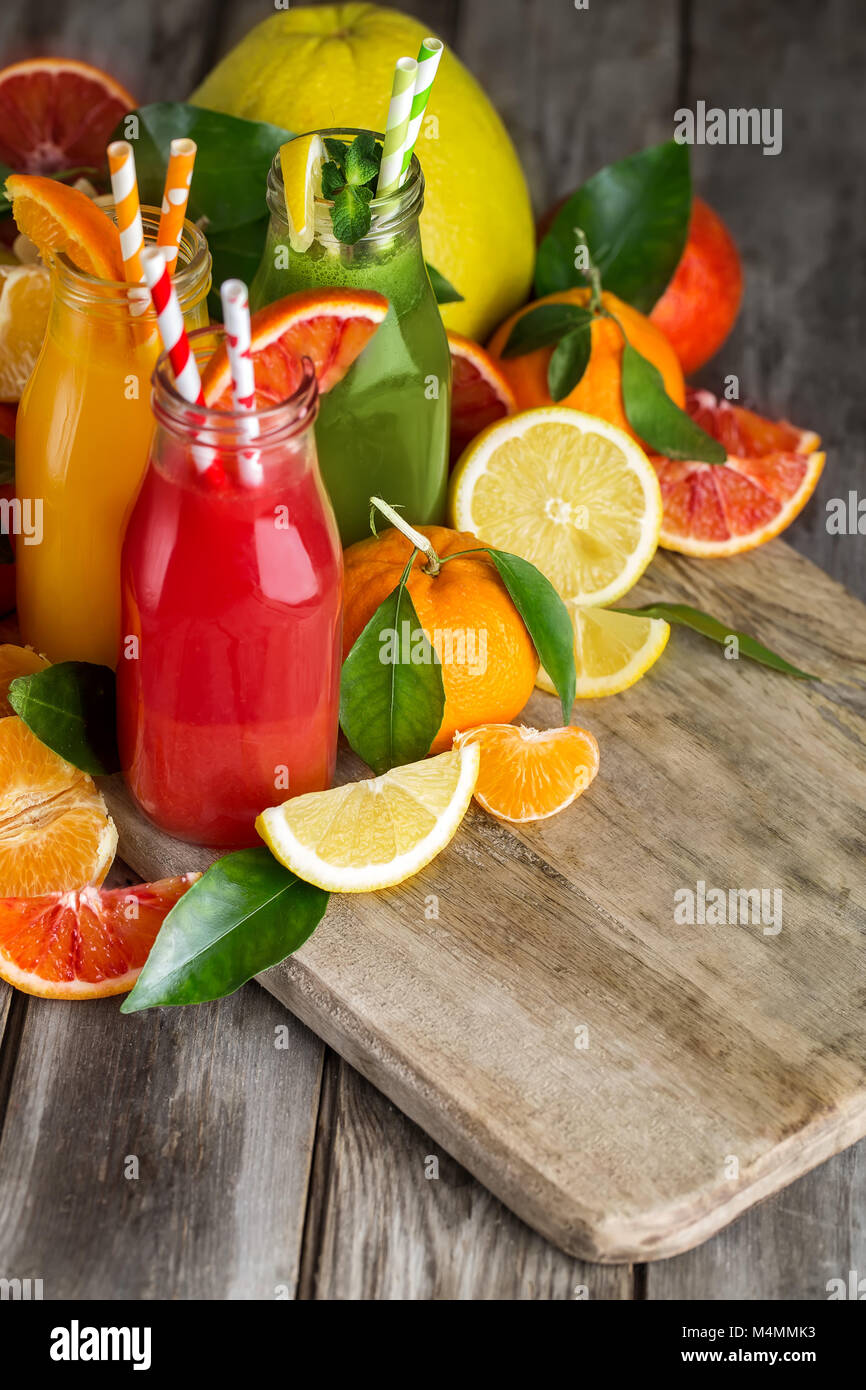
[486,288,685,446]
[343,525,538,754]
[649,197,743,376]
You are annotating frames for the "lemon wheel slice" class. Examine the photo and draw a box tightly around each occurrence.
[256,746,480,893]
[537,605,670,699]
[278,133,325,253]
[449,407,663,607]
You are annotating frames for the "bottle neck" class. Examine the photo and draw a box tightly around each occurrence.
[265,128,425,254]
[52,202,211,323]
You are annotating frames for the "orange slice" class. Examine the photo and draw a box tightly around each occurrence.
[5,173,124,279]
[202,288,390,407]
[652,388,825,557]
[0,265,52,401]
[453,723,599,824]
[447,330,516,467]
[0,643,49,713]
[0,873,198,999]
[0,58,134,174]
[0,715,117,895]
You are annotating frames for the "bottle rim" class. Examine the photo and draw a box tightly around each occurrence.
[266,127,425,240]
[52,200,211,313]
[151,325,319,447]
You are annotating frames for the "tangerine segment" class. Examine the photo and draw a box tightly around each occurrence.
[653,388,825,556]
[0,715,117,896]
[0,58,134,174]
[5,173,124,280]
[0,643,50,713]
[201,288,390,406]
[0,874,198,999]
[447,330,516,466]
[453,723,599,824]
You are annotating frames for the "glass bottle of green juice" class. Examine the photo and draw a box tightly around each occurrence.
[250,128,451,547]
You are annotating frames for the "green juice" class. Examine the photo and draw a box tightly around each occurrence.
[251,139,451,547]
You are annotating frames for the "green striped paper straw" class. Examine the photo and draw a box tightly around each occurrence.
[399,37,444,184]
[376,56,418,196]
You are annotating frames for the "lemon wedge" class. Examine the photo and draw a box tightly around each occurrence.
[278,133,325,253]
[256,745,480,893]
[449,407,663,607]
[537,605,670,699]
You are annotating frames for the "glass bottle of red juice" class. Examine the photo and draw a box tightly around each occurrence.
[116,332,343,847]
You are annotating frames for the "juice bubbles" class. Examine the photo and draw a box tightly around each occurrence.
[117,341,342,847]
[250,131,451,547]
[15,208,210,667]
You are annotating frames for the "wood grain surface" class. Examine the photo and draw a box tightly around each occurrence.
[1,0,863,1297]
[105,535,866,1262]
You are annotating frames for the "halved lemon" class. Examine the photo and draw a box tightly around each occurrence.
[536,605,670,699]
[449,407,663,607]
[279,133,325,253]
[256,745,480,893]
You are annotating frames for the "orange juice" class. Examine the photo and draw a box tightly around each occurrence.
[15,207,211,666]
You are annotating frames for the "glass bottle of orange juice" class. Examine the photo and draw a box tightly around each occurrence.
[15,205,211,667]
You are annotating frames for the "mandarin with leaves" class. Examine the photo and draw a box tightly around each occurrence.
[342,525,538,754]
[487,288,685,446]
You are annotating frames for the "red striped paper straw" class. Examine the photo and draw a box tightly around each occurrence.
[219,278,262,486]
[141,246,221,480]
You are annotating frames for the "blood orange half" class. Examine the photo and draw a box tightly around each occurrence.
[0,873,198,999]
[447,331,516,467]
[652,388,824,556]
[0,58,135,174]
[201,288,390,408]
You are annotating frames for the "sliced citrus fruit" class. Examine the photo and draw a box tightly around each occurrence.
[536,605,670,699]
[201,287,389,407]
[0,715,117,896]
[256,745,480,893]
[653,389,825,557]
[0,264,51,401]
[0,643,49,713]
[0,873,198,999]
[279,133,325,253]
[447,330,516,467]
[0,58,134,175]
[453,723,599,823]
[5,173,124,279]
[450,407,663,607]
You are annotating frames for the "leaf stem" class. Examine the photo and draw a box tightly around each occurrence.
[574,226,603,312]
[369,497,441,575]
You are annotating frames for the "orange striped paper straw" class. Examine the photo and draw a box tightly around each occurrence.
[158,138,197,274]
[107,140,145,286]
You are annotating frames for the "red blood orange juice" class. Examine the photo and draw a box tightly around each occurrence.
[117,336,342,847]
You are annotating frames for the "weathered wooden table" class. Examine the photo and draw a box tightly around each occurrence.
[0,0,862,1299]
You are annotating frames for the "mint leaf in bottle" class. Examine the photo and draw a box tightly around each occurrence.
[331,183,374,245]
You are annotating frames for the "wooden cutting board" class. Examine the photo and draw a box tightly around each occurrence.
[103,539,866,1263]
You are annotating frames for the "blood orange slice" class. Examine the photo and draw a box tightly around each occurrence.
[201,288,390,407]
[652,388,824,556]
[447,331,516,467]
[0,873,198,999]
[0,58,135,175]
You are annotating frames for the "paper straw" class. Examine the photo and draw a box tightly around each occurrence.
[141,246,220,480]
[376,57,418,196]
[399,37,443,184]
[220,279,263,487]
[107,139,149,316]
[157,137,197,275]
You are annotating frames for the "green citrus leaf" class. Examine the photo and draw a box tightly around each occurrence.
[620,339,727,462]
[486,550,576,721]
[8,662,120,775]
[426,262,464,304]
[340,574,446,773]
[615,603,818,679]
[501,303,593,358]
[535,140,691,311]
[548,325,592,401]
[121,849,328,1011]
